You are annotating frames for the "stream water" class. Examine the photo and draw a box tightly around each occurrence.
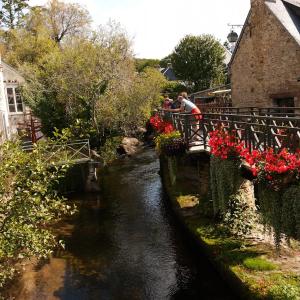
[14,149,237,300]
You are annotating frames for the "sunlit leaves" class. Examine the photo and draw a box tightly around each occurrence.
[0,139,75,288]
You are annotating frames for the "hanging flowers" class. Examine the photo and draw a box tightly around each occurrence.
[149,114,175,134]
[208,128,300,189]
[208,129,244,159]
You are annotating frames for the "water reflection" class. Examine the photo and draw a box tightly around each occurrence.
[13,149,237,300]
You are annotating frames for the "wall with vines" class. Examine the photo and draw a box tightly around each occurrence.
[210,157,257,236]
[257,183,300,247]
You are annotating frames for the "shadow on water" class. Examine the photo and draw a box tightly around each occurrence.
[15,149,238,300]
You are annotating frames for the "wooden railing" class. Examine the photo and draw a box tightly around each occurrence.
[159,109,300,153]
[198,106,300,117]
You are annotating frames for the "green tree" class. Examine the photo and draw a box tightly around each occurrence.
[171,34,226,92]
[0,0,28,29]
[135,58,160,72]
[19,21,166,146]
[159,54,172,68]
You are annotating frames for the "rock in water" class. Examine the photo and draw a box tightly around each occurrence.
[119,137,143,156]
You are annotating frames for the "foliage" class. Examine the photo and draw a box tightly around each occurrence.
[209,128,300,189]
[0,138,75,288]
[171,34,226,92]
[209,128,300,246]
[258,184,300,249]
[210,157,242,216]
[223,193,257,237]
[243,257,277,271]
[0,0,28,29]
[154,131,183,155]
[267,284,300,300]
[159,54,172,68]
[15,21,166,145]
[99,136,122,166]
[135,58,160,72]
[44,0,91,44]
[162,80,187,100]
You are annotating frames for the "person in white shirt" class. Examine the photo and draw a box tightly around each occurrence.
[163,92,202,142]
[164,92,202,120]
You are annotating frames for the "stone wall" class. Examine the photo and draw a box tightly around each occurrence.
[162,153,256,219]
[230,0,300,107]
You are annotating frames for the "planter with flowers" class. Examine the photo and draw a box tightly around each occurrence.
[155,131,187,156]
[208,127,300,247]
[149,114,187,157]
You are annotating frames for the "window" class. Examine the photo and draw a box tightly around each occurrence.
[6,87,23,113]
[272,97,295,114]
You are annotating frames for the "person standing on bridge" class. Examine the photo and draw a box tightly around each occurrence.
[163,92,202,142]
[163,92,202,119]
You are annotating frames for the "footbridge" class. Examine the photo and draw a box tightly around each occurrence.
[22,139,92,164]
[159,107,300,153]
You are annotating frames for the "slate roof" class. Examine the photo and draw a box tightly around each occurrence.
[267,0,300,45]
[161,66,177,81]
[229,0,300,67]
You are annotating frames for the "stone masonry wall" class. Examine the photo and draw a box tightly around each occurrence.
[231,0,300,107]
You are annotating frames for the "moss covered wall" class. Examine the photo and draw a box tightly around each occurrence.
[162,152,300,244]
[162,152,211,199]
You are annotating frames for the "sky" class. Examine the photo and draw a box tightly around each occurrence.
[29,0,251,59]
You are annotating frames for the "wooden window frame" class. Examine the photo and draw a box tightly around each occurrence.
[6,86,24,114]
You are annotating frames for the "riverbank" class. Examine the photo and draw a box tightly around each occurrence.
[160,155,300,300]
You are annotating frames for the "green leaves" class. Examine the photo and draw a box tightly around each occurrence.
[0,0,29,29]
[171,34,226,92]
[0,139,75,288]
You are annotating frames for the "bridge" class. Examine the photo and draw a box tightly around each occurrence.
[159,107,300,153]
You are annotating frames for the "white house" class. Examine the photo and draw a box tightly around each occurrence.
[0,58,29,142]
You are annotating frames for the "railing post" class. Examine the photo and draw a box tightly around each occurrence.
[202,114,207,150]
[184,114,189,145]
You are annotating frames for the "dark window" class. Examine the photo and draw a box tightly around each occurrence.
[273,97,295,115]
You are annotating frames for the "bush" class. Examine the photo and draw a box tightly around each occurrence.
[0,139,75,288]
[99,136,123,166]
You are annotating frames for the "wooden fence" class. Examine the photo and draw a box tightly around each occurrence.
[159,109,300,153]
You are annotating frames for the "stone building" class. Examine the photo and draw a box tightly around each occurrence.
[229,0,300,108]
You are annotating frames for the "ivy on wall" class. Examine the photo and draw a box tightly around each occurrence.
[210,157,242,215]
[258,183,300,248]
[210,157,256,236]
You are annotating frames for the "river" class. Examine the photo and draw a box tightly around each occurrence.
[13,149,237,300]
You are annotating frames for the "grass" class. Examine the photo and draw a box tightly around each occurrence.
[243,257,277,271]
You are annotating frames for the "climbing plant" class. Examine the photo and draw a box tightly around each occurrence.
[210,157,242,215]
[258,183,300,248]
